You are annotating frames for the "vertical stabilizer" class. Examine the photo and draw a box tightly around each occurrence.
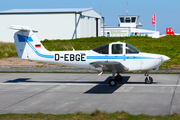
[9,25,51,60]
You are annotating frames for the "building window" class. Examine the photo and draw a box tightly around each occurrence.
[120,17,125,23]
[131,17,136,22]
[107,32,110,37]
[125,17,130,23]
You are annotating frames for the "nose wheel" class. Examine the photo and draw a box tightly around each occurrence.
[145,73,153,84]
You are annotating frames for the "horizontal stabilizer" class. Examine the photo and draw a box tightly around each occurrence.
[9,25,38,33]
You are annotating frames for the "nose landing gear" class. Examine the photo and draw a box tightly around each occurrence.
[145,72,153,84]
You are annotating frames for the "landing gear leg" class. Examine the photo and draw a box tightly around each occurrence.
[109,71,117,87]
[115,73,122,82]
[145,72,153,84]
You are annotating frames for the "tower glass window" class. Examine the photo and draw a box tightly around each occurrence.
[120,17,125,23]
[125,17,130,23]
[131,17,136,22]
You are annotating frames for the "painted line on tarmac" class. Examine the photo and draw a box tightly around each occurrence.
[122,84,180,87]
[0,83,103,86]
[0,83,180,87]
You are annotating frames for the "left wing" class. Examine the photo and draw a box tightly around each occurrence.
[90,61,129,73]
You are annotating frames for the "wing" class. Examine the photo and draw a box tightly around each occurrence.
[90,61,129,73]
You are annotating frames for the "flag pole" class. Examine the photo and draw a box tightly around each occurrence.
[155,14,156,31]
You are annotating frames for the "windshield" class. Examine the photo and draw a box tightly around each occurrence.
[126,43,139,54]
[92,44,109,54]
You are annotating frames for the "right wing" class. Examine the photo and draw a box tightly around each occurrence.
[90,61,129,73]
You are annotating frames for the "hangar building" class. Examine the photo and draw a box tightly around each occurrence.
[0,8,101,42]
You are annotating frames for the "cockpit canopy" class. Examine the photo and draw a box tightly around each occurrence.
[92,42,139,54]
[126,43,139,54]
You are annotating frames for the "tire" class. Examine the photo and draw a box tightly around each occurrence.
[109,79,117,87]
[115,75,123,82]
[145,76,153,84]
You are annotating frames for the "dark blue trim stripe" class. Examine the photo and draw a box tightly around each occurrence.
[87,56,157,59]
[17,34,33,42]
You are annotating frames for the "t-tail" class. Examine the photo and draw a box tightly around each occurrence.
[9,25,54,61]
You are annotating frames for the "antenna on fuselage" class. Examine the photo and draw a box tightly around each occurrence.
[69,42,75,51]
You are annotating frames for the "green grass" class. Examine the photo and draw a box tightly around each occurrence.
[1,35,180,68]
[0,42,17,58]
[0,110,180,120]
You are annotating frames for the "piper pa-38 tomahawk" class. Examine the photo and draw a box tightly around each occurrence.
[10,25,170,87]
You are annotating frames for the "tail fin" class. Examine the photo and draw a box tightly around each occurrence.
[9,25,53,60]
[166,28,175,35]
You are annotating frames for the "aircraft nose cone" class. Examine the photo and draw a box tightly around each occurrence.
[161,55,170,63]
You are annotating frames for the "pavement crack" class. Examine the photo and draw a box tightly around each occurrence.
[0,85,59,112]
[169,74,180,115]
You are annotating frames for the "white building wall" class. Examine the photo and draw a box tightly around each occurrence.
[0,13,77,42]
[101,27,160,38]
[78,16,99,38]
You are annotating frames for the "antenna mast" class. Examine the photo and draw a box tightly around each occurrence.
[126,2,128,15]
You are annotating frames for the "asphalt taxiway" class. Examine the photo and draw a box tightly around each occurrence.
[0,73,179,115]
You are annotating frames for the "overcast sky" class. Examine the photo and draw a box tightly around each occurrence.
[1,0,179,34]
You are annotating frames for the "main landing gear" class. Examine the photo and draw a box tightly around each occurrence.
[145,72,153,84]
[108,72,154,87]
[109,72,122,87]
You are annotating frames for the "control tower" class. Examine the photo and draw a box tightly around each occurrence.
[101,15,159,38]
[118,15,143,28]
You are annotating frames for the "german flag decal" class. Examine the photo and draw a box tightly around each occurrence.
[35,44,41,48]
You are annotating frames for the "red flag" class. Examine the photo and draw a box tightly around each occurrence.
[152,14,156,26]
[166,28,175,35]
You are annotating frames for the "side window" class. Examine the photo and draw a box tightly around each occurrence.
[92,44,109,54]
[112,44,123,54]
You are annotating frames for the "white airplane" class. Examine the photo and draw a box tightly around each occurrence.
[9,25,170,87]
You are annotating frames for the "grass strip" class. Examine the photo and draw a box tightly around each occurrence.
[0,110,180,120]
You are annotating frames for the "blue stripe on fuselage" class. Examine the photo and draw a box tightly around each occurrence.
[86,56,156,59]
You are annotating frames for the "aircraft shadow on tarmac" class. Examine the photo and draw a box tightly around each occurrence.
[84,76,130,94]
[4,76,158,94]
[84,76,158,94]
